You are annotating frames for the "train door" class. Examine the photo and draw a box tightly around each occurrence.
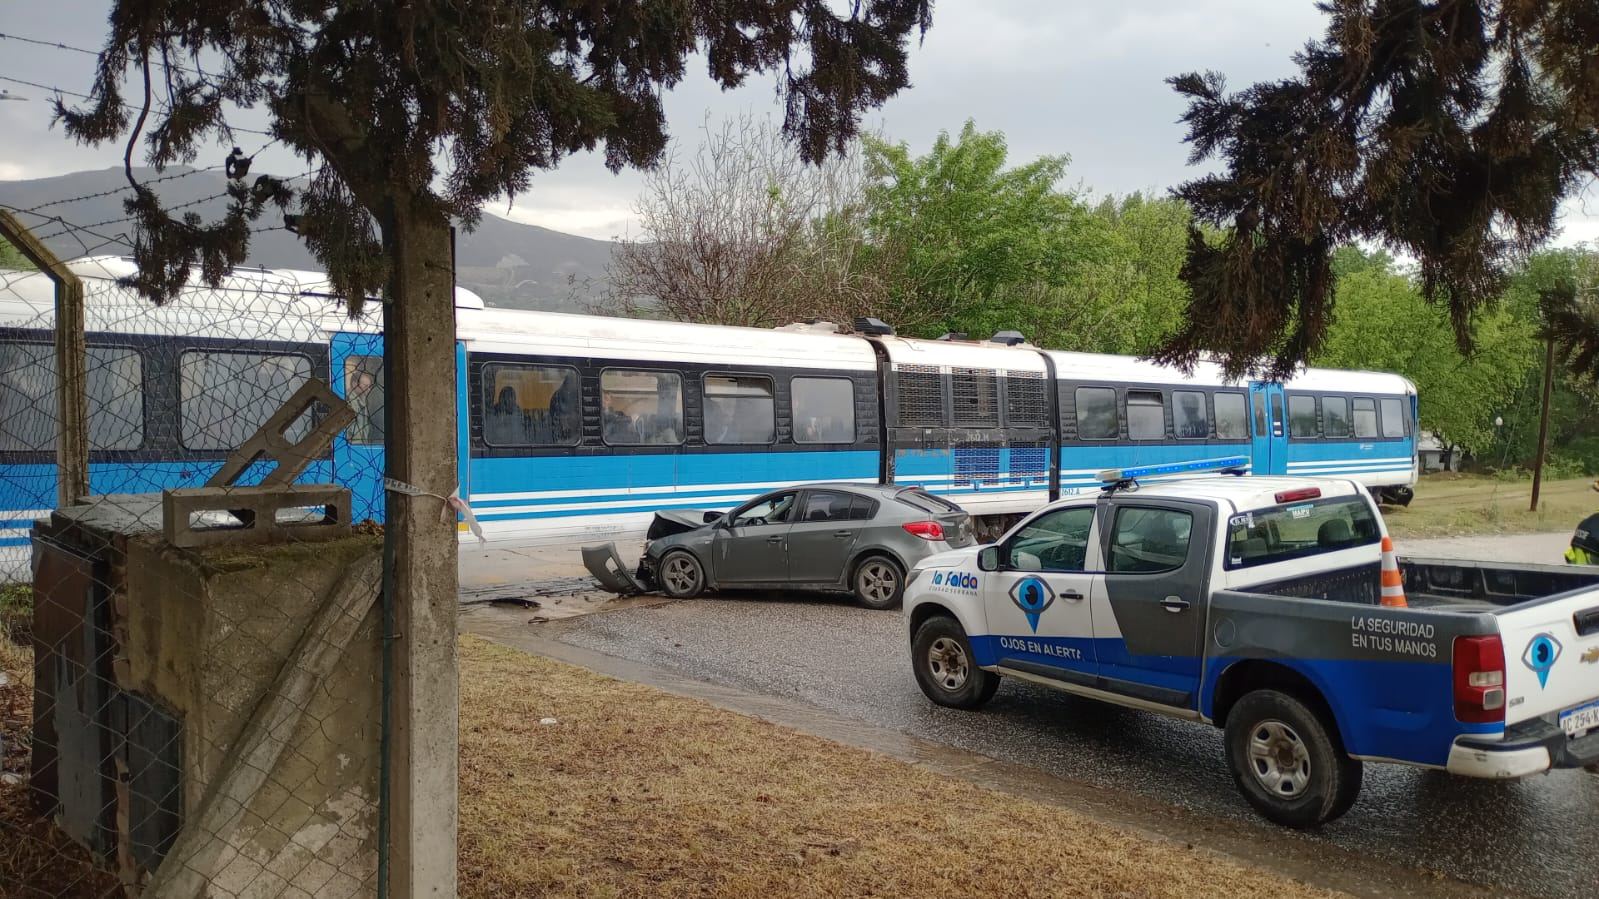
[330,331,386,523]
[1248,382,1287,475]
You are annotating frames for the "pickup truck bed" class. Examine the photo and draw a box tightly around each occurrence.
[1246,556,1599,611]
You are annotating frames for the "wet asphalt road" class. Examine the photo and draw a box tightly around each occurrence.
[539,592,1599,899]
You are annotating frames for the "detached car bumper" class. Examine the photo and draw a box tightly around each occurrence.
[1447,719,1599,778]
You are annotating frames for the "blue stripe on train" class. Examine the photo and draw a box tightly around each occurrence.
[468,450,878,497]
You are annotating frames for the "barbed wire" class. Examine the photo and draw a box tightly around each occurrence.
[0,73,275,137]
[14,165,230,214]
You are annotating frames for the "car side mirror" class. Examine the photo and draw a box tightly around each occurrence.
[977,546,1000,572]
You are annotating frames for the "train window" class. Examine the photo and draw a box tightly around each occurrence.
[792,377,856,443]
[1379,398,1406,438]
[1352,397,1379,438]
[344,356,384,444]
[483,363,580,447]
[600,369,683,446]
[704,374,775,445]
[896,364,943,426]
[179,350,311,451]
[1288,395,1318,438]
[1005,371,1048,426]
[1215,392,1249,440]
[1075,387,1117,439]
[952,367,999,427]
[1127,390,1164,440]
[1173,390,1209,439]
[1322,396,1350,438]
[0,343,145,452]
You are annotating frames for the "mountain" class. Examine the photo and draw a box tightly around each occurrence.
[0,166,615,312]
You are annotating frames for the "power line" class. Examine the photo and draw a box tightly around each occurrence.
[0,31,100,58]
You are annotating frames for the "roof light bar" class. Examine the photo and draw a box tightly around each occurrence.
[1097,456,1250,484]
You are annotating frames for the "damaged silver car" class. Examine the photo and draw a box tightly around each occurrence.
[595,483,974,609]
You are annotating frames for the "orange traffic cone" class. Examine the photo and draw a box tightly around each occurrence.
[1379,535,1408,608]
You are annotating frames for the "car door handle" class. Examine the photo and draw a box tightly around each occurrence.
[767,536,784,544]
[833,530,853,538]
[1061,590,1084,601]
[1161,596,1190,613]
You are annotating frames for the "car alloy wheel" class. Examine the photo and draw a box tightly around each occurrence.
[660,553,702,597]
[856,559,898,605]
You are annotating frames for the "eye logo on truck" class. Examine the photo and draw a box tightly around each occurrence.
[1523,633,1562,688]
[1010,577,1056,633]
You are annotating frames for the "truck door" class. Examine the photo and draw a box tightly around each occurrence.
[1249,382,1287,475]
[979,503,1099,680]
[329,331,385,524]
[1094,499,1215,709]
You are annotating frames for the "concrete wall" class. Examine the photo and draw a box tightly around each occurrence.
[119,535,383,897]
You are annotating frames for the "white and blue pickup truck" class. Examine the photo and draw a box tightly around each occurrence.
[904,458,1599,828]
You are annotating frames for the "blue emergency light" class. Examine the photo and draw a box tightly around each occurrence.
[1097,455,1250,484]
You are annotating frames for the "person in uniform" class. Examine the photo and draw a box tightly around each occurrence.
[1565,511,1599,565]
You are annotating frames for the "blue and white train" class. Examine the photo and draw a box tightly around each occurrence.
[0,258,1419,579]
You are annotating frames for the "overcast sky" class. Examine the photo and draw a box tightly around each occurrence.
[3,0,1596,245]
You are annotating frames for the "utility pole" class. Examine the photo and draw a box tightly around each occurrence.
[0,211,88,505]
[1530,336,1556,512]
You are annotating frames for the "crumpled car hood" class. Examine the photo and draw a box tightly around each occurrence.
[645,509,722,541]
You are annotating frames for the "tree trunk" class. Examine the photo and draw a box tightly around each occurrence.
[380,205,459,898]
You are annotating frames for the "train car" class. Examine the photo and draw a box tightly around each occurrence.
[0,257,1419,579]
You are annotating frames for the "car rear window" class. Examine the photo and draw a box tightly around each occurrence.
[895,488,962,515]
[1226,496,1380,570]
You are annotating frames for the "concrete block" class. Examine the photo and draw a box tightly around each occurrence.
[162,485,352,549]
[207,378,357,490]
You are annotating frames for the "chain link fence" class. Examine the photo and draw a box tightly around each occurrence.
[1,211,393,898]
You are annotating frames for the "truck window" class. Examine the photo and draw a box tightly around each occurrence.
[1226,496,1380,569]
[1005,506,1094,572]
[1108,507,1193,573]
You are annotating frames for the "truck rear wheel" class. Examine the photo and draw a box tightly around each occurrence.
[1224,689,1362,828]
[911,615,999,710]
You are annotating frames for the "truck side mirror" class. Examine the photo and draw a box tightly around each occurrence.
[977,546,1000,572]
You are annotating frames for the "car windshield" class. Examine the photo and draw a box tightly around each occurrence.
[1226,496,1380,569]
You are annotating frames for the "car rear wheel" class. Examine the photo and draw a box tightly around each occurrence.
[1224,689,1362,828]
[851,555,904,610]
[658,550,705,599]
[911,615,999,709]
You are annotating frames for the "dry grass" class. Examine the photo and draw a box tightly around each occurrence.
[1383,473,1597,539]
[458,636,1343,899]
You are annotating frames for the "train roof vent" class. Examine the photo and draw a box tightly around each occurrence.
[936,332,969,341]
[989,330,1027,346]
[776,320,842,334]
[853,316,896,336]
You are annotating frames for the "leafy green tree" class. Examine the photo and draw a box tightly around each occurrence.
[1315,246,1538,455]
[861,121,1096,337]
[1161,1,1599,380]
[0,235,31,270]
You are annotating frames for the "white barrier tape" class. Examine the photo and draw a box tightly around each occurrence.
[383,477,487,544]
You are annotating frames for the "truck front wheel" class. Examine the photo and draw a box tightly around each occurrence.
[911,616,999,710]
[1224,689,1363,828]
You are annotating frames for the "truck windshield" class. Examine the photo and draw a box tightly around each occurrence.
[1226,496,1380,569]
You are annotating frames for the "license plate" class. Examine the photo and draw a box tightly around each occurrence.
[1559,699,1599,737]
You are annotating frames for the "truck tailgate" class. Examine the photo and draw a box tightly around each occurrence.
[1498,589,1599,731]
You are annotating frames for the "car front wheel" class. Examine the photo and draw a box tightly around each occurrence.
[657,550,706,599]
[911,615,999,709]
[1224,689,1362,828]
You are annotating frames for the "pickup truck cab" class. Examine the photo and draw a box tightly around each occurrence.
[904,458,1599,828]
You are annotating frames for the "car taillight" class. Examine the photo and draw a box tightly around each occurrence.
[1453,635,1506,723]
[902,520,945,541]
[1274,487,1322,503]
